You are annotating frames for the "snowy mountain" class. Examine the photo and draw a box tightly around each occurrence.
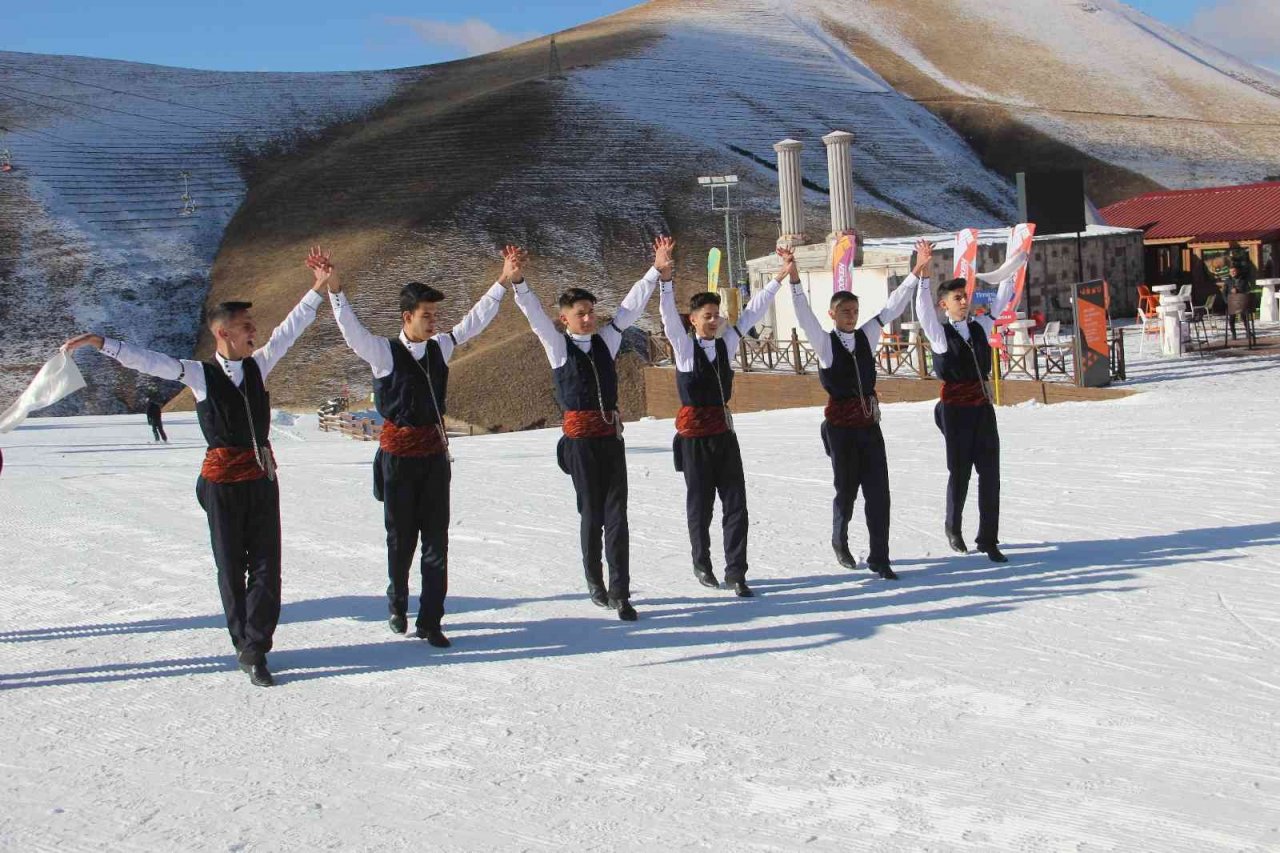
[0,52,421,412]
[3,0,1279,417]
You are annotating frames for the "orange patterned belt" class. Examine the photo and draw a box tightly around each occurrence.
[941,380,989,407]
[824,396,879,428]
[676,405,730,438]
[380,421,447,457]
[201,446,273,484]
[562,410,618,439]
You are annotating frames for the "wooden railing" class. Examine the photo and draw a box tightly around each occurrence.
[641,328,1110,384]
[318,412,383,441]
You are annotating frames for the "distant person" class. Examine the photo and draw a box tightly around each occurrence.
[513,239,661,622]
[61,260,327,688]
[1219,264,1251,341]
[916,242,1025,564]
[146,399,168,443]
[787,243,923,580]
[657,237,783,598]
[313,245,515,648]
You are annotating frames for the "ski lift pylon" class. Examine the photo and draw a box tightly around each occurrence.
[178,170,197,217]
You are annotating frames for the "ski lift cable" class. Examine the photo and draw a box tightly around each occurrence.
[0,63,264,124]
[0,90,176,140]
[0,83,228,133]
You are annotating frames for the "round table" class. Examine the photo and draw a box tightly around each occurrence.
[1005,319,1036,348]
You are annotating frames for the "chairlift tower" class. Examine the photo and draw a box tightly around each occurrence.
[178,170,197,217]
[548,37,565,80]
[697,174,748,293]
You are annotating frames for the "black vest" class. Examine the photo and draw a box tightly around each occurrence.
[933,320,992,382]
[676,336,734,407]
[196,358,271,449]
[819,329,877,399]
[553,334,617,412]
[374,338,448,427]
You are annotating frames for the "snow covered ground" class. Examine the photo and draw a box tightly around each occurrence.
[1,347,1278,851]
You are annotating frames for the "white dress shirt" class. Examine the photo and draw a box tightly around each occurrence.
[329,283,506,378]
[916,275,1017,354]
[100,289,324,402]
[659,279,782,372]
[514,268,660,368]
[789,276,918,369]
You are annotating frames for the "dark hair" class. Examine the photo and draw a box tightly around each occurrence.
[938,277,967,296]
[689,291,721,311]
[400,281,445,315]
[205,301,252,328]
[829,291,859,310]
[558,287,597,309]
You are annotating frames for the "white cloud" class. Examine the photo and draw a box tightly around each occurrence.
[1188,0,1280,71]
[386,17,541,58]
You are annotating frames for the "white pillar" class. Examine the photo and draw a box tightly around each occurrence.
[774,138,805,245]
[1158,295,1185,357]
[1258,278,1279,323]
[822,130,856,238]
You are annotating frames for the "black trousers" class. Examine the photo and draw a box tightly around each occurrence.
[557,435,630,600]
[378,450,451,630]
[933,402,1000,549]
[821,421,890,565]
[150,422,167,442]
[676,431,749,583]
[196,476,281,663]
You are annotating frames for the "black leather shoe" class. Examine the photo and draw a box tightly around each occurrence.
[588,585,609,608]
[983,547,1009,564]
[868,561,899,580]
[728,580,755,598]
[388,612,408,634]
[415,626,452,647]
[609,598,638,621]
[832,542,858,569]
[248,661,274,687]
[694,565,720,589]
[945,528,969,554]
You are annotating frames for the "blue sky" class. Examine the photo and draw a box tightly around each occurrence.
[0,1,1272,73]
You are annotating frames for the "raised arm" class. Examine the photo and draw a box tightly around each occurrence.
[659,283,696,372]
[601,237,665,357]
[435,246,519,364]
[775,248,831,367]
[62,333,208,400]
[731,279,781,342]
[909,240,948,354]
[253,247,326,379]
[860,268,920,346]
[311,248,396,378]
[513,277,568,369]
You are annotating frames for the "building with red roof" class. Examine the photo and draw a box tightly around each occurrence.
[1100,182,1280,302]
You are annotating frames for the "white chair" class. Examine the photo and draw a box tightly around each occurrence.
[1136,306,1161,355]
[1175,284,1193,304]
[1034,320,1061,347]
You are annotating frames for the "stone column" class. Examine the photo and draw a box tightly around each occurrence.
[773,138,805,245]
[822,130,856,238]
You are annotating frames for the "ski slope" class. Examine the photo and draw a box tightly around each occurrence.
[1,346,1277,850]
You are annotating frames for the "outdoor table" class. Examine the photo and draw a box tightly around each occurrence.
[1006,318,1036,348]
[1258,278,1279,323]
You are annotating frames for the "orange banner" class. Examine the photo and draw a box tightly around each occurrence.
[955,228,979,300]
[832,232,857,293]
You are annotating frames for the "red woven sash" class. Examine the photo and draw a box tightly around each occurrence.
[562,410,618,439]
[676,405,730,438]
[824,396,879,428]
[201,447,272,484]
[941,380,989,407]
[380,421,447,457]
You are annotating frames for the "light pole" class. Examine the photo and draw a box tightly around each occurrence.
[696,174,746,302]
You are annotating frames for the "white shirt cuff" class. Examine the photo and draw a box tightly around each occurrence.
[301,289,324,309]
[485,282,507,301]
[644,266,661,284]
[101,338,122,358]
[513,281,532,295]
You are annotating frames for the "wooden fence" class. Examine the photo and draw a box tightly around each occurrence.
[317,412,382,441]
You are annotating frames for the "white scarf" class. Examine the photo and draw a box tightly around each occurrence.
[0,351,87,433]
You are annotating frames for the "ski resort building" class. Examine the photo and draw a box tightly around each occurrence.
[745,136,1143,347]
